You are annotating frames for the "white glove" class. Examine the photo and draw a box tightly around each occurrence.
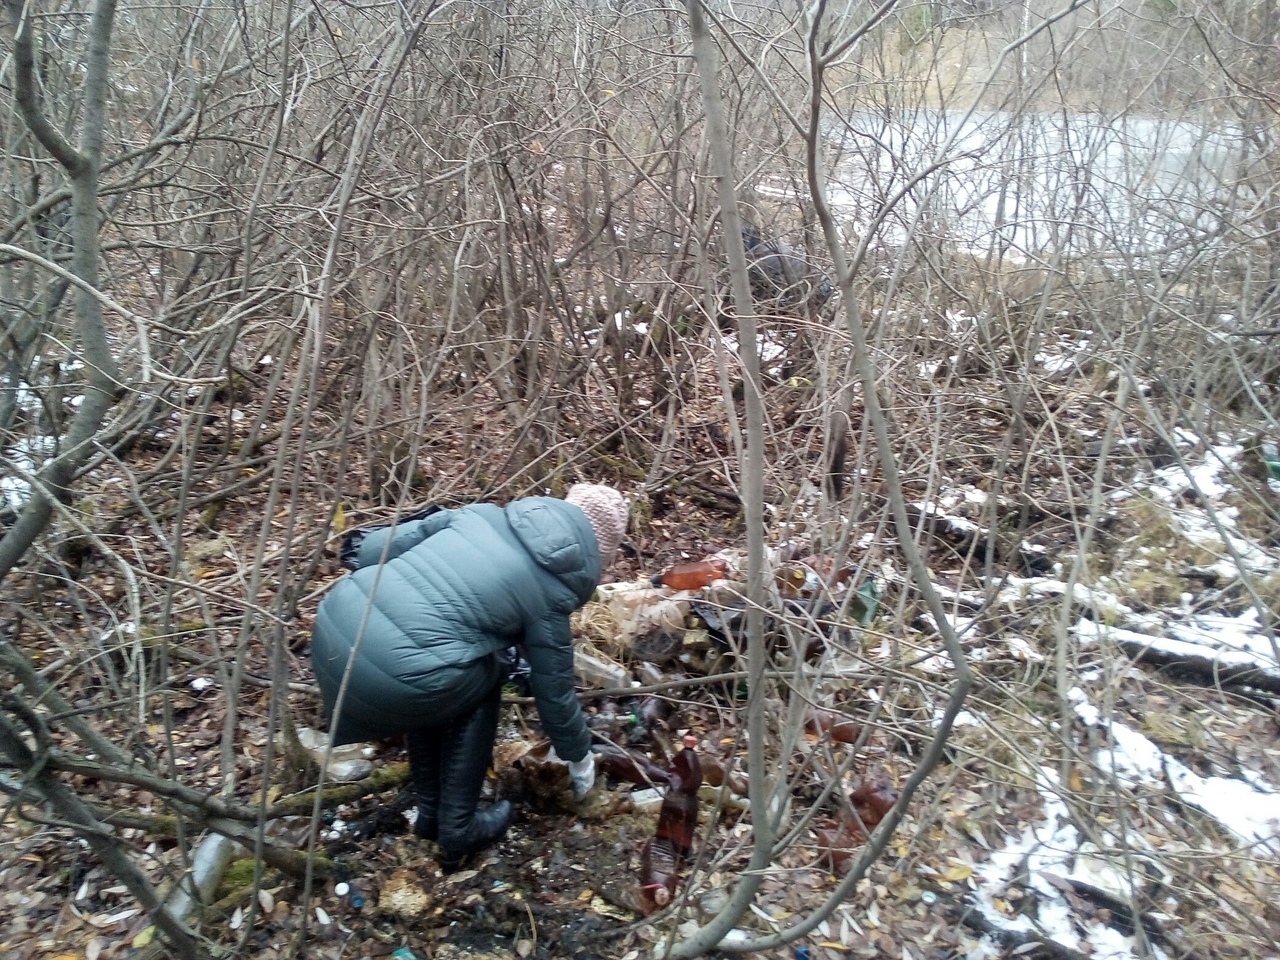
[568,754,596,800]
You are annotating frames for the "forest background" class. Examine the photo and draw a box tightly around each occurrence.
[1,0,1278,958]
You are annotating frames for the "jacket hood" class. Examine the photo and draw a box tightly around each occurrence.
[504,498,600,601]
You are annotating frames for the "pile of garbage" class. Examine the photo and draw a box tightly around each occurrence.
[498,546,883,914]
[572,545,879,690]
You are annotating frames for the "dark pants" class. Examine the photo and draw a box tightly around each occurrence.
[403,654,504,851]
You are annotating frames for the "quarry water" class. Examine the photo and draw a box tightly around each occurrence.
[817,108,1251,260]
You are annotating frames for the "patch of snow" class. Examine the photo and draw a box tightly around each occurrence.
[99,621,137,644]
[759,339,787,363]
[933,706,984,729]
[914,501,983,537]
[976,677,1280,958]
[1147,445,1236,500]
[12,382,42,417]
[1,435,58,511]
[1005,634,1045,663]
[1037,352,1077,373]
[971,769,1167,960]
[0,476,28,512]
[1067,686,1100,726]
[1099,720,1280,855]
[933,486,989,512]
[1164,609,1279,666]
[1171,428,1201,449]
[996,575,1130,619]
[918,611,977,638]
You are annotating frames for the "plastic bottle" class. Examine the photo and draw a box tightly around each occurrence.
[701,755,750,796]
[654,735,702,858]
[637,696,672,729]
[639,836,679,911]
[634,661,665,686]
[652,558,728,591]
[672,734,702,792]
[797,553,851,584]
[775,561,820,599]
[334,881,365,913]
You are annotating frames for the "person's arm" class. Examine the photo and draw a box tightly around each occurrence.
[342,507,456,570]
[522,613,591,763]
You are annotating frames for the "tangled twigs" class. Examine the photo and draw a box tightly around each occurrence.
[0,701,211,960]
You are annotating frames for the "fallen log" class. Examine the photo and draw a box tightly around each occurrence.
[264,760,410,817]
[906,501,1052,574]
[1075,620,1280,696]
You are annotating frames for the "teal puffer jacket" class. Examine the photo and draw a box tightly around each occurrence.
[311,498,599,760]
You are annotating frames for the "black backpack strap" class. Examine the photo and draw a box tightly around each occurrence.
[338,503,442,572]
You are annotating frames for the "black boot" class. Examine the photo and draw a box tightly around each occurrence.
[405,730,443,841]
[436,683,512,871]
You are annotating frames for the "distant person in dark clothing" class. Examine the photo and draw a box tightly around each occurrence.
[741,221,834,308]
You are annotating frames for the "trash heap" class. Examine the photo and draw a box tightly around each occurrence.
[573,545,880,690]
[501,545,884,914]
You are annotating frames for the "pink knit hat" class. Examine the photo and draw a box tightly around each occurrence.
[564,483,628,569]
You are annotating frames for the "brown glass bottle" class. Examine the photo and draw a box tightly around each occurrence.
[593,740,671,787]
[849,775,896,828]
[805,707,862,745]
[654,735,702,857]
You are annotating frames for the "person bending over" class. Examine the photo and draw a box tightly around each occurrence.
[310,483,628,869]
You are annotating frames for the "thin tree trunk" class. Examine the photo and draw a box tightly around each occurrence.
[0,0,124,580]
[669,3,770,954]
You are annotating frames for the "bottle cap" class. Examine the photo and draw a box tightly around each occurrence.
[683,734,697,749]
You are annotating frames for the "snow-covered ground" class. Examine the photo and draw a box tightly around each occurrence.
[919,442,1280,959]
[966,689,1279,960]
